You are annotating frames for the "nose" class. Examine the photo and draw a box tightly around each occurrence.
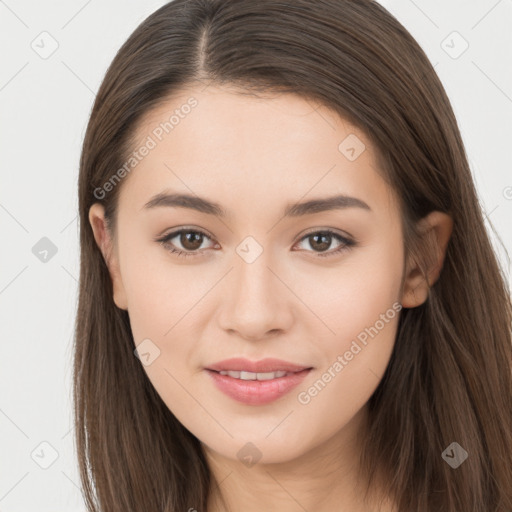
[217,252,295,341]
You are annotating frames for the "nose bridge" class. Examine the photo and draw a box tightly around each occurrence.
[218,242,293,339]
[233,248,276,304]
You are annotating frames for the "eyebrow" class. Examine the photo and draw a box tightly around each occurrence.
[142,191,371,218]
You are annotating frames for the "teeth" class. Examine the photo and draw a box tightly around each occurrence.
[218,370,289,380]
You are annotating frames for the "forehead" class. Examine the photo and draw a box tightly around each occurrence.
[121,84,397,218]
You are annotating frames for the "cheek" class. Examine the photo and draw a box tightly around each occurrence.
[299,237,403,343]
[119,238,204,341]
[293,243,403,425]
[119,244,215,407]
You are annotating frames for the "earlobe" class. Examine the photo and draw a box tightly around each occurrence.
[401,211,453,308]
[88,203,128,310]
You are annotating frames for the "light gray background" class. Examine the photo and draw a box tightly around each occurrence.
[1,1,511,510]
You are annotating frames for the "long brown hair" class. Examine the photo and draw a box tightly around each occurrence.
[74,1,512,510]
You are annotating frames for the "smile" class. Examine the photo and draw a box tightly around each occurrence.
[218,370,291,380]
[205,368,312,405]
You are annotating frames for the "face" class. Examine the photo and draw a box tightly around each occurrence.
[90,84,410,465]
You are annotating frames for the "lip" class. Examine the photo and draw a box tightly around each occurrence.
[205,357,311,373]
[204,358,313,405]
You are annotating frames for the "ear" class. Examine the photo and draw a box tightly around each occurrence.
[88,203,128,310]
[401,211,453,308]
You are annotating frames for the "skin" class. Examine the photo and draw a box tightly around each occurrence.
[89,84,452,512]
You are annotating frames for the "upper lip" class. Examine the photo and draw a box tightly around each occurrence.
[206,357,312,373]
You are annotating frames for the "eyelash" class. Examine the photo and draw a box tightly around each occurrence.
[155,227,356,259]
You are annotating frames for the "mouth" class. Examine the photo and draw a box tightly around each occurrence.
[205,357,312,374]
[213,369,304,380]
[204,362,313,405]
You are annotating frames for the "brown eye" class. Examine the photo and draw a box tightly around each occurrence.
[156,227,355,259]
[308,233,331,252]
[156,228,216,258]
[295,230,355,257]
[179,231,204,251]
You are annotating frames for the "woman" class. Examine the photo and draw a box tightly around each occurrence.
[74,0,512,510]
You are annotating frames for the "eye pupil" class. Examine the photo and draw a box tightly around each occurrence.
[310,233,331,251]
[181,232,203,250]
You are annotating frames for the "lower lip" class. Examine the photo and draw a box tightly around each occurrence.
[205,368,312,405]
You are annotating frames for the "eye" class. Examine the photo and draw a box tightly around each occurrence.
[155,227,356,259]
[294,229,355,258]
[155,228,217,258]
